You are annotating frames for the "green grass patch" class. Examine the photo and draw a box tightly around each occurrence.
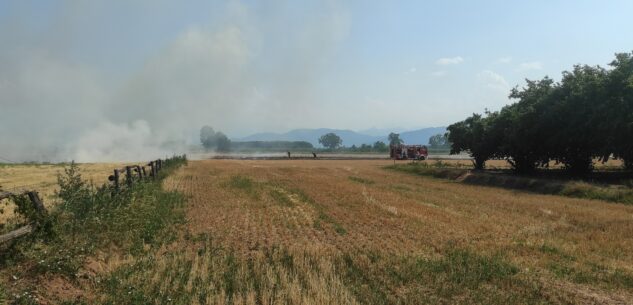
[561,182,633,205]
[420,249,519,288]
[348,176,375,185]
[268,189,295,207]
[386,162,470,180]
[227,175,255,190]
[538,244,576,261]
[547,260,633,290]
[224,175,261,199]
[339,248,544,305]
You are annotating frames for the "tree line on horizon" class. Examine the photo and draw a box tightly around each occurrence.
[317,132,446,152]
[447,52,633,173]
[200,127,449,153]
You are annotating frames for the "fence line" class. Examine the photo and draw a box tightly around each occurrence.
[108,159,163,193]
[1,158,170,245]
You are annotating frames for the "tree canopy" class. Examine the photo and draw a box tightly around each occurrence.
[318,133,342,150]
[446,51,633,173]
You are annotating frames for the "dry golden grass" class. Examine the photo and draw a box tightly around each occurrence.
[150,159,633,304]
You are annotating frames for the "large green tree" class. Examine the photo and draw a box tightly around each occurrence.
[447,51,633,173]
[549,65,609,173]
[447,112,498,170]
[318,133,342,150]
[501,78,555,173]
[606,52,633,169]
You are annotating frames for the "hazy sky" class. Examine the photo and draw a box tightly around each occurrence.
[1,1,632,161]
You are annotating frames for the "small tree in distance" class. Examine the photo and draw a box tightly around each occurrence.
[319,133,342,150]
[200,126,216,149]
[373,141,388,152]
[215,132,231,152]
[388,133,403,146]
[428,133,449,147]
[200,125,232,151]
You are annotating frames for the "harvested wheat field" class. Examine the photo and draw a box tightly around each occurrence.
[105,159,633,305]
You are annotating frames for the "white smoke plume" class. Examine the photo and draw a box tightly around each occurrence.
[70,120,185,163]
[0,1,351,162]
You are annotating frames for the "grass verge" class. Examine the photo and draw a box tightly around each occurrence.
[387,162,633,205]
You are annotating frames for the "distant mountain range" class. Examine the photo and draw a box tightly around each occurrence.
[235,127,447,147]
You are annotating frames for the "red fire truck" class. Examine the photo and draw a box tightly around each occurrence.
[390,144,428,160]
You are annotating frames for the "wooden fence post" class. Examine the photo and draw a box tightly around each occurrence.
[26,191,47,215]
[148,161,155,179]
[112,169,120,192]
[141,166,147,179]
[135,166,143,182]
[0,225,33,244]
[0,190,49,244]
[125,166,133,187]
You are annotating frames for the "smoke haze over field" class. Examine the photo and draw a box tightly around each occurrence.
[1,1,350,162]
[1,1,632,162]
